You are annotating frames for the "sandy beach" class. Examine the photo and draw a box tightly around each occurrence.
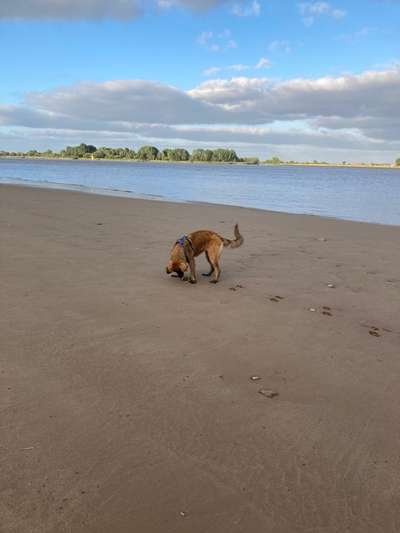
[1,184,400,533]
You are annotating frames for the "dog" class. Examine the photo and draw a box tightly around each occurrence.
[166,224,243,284]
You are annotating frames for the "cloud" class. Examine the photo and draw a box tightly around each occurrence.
[298,2,346,26]
[189,68,400,129]
[203,57,271,76]
[231,1,261,17]
[268,40,292,53]
[0,0,233,21]
[21,80,237,125]
[336,27,374,43]
[197,29,237,52]
[1,67,400,161]
[158,0,230,9]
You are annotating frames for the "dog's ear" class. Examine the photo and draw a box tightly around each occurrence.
[166,261,173,274]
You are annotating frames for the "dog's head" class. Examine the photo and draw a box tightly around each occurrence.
[166,260,188,278]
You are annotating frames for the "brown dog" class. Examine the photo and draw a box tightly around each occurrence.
[166,224,243,284]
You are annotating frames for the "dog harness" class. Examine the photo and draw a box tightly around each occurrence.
[176,235,193,249]
[176,236,194,263]
[176,235,188,247]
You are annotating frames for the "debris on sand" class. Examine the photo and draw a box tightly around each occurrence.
[327,283,335,288]
[250,376,262,381]
[309,307,316,312]
[258,388,279,399]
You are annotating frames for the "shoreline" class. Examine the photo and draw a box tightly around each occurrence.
[1,154,399,170]
[2,179,400,228]
[2,184,400,532]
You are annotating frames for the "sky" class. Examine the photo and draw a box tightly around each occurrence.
[0,0,399,162]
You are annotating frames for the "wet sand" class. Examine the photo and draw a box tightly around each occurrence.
[1,184,400,532]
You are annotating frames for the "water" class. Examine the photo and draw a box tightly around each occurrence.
[1,158,399,226]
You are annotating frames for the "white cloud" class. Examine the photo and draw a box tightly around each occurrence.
[197,29,238,52]
[255,57,271,69]
[298,2,346,26]
[268,40,291,54]
[1,67,400,161]
[231,1,261,17]
[203,57,271,76]
[336,27,373,43]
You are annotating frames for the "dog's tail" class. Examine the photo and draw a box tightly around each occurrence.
[222,224,244,249]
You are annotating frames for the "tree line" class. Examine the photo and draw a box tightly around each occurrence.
[0,144,260,164]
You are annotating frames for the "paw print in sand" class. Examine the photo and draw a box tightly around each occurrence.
[270,295,284,303]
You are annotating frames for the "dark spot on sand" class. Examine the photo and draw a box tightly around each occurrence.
[369,330,381,337]
[270,295,284,302]
[322,311,332,316]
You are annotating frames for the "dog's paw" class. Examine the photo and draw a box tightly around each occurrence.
[189,279,197,284]
[210,280,219,284]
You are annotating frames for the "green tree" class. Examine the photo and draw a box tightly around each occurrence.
[191,149,213,162]
[162,148,190,161]
[242,157,259,165]
[265,156,281,164]
[63,143,97,158]
[137,146,159,160]
[395,158,400,166]
[211,148,238,163]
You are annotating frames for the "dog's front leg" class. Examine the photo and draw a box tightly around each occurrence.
[188,256,197,284]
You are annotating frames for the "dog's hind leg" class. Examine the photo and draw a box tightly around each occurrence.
[209,243,223,283]
[202,251,215,277]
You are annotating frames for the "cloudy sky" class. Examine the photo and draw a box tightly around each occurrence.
[0,0,399,162]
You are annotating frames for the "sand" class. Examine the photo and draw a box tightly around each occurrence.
[1,184,400,533]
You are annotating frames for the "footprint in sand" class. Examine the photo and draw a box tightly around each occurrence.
[322,306,333,317]
[369,326,381,337]
[229,284,244,291]
[369,330,381,337]
[270,295,284,302]
[361,324,392,336]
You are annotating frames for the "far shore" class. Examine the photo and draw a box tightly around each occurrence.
[1,154,399,170]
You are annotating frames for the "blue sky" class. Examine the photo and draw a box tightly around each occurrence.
[0,0,399,161]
